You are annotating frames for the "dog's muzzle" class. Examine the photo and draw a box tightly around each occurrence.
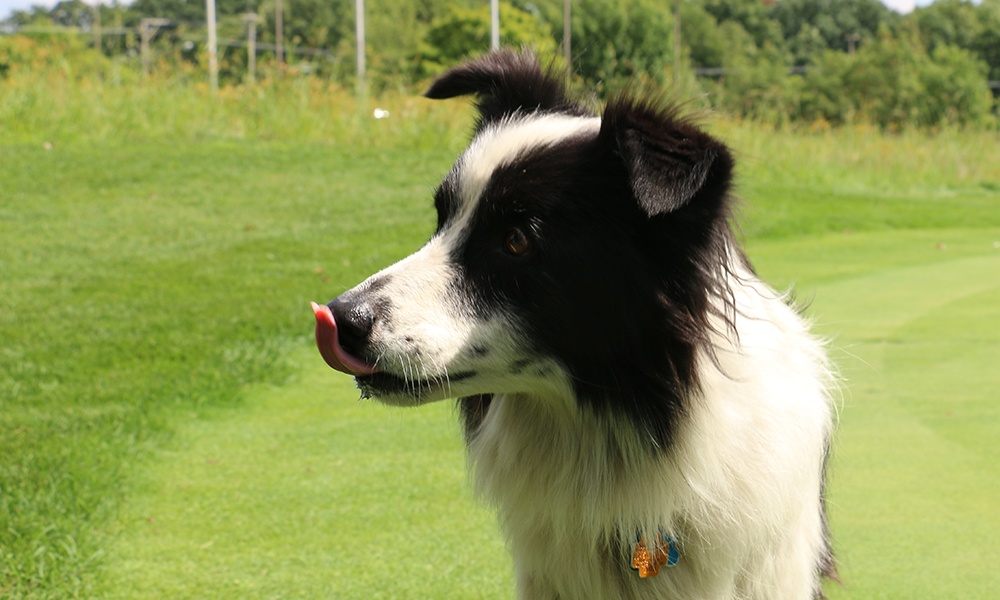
[311,299,380,376]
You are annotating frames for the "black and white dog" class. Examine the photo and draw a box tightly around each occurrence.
[313,51,837,599]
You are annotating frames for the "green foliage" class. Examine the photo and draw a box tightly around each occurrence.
[679,2,726,69]
[911,0,984,52]
[826,35,930,128]
[0,34,113,80]
[126,0,209,23]
[973,26,1000,82]
[910,0,1000,81]
[270,0,348,51]
[569,0,676,89]
[975,0,1000,80]
[363,0,455,85]
[2,0,998,129]
[48,0,96,27]
[712,38,798,126]
[791,50,853,127]
[415,2,556,79]
[703,0,785,52]
[797,31,995,129]
[769,0,897,65]
[920,43,996,128]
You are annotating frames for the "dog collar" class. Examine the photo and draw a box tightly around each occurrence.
[631,533,679,578]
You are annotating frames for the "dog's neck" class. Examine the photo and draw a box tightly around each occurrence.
[462,390,690,593]
[466,391,680,523]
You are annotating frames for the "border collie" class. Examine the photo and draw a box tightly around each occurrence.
[312,50,837,600]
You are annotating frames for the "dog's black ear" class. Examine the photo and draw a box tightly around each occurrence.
[424,50,581,130]
[600,97,734,218]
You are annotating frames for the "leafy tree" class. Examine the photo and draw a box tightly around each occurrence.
[907,0,1000,82]
[918,43,995,127]
[793,50,854,124]
[971,26,1000,82]
[713,22,799,125]
[679,1,727,68]
[798,30,994,129]
[702,0,785,52]
[48,0,96,28]
[415,2,555,78]
[0,25,115,77]
[786,23,830,66]
[569,0,676,88]
[769,0,897,65]
[125,0,211,25]
[367,0,465,81]
[279,0,346,50]
[909,0,982,52]
[3,0,994,129]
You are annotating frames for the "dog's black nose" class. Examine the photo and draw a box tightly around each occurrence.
[327,296,376,358]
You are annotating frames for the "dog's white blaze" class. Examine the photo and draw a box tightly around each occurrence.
[351,114,603,403]
[453,114,600,225]
[359,232,567,403]
[368,238,473,368]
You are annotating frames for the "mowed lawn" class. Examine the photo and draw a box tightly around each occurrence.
[2,126,999,598]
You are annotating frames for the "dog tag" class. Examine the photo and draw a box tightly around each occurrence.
[631,533,679,578]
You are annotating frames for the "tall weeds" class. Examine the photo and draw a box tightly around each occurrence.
[0,37,473,149]
[3,36,999,191]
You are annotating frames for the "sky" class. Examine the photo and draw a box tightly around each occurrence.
[0,0,940,25]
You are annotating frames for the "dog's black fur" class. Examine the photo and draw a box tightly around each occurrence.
[427,51,743,449]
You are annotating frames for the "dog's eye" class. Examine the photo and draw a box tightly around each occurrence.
[504,228,530,256]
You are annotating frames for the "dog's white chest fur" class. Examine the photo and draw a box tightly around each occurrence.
[467,271,833,600]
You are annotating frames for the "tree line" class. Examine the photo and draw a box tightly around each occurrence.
[3,0,998,129]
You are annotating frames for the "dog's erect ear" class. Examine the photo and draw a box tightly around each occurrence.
[424,50,582,130]
[600,97,734,218]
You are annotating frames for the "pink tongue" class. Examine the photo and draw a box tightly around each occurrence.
[311,301,379,376]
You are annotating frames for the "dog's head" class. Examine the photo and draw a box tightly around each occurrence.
[314,51,735,434]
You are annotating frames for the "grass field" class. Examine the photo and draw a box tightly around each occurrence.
[2,80,999,598]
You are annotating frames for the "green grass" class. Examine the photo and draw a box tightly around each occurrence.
[0,139,455,596]
[2,78,1000,597]
[100,351,511,599]
[751,231,1000,598]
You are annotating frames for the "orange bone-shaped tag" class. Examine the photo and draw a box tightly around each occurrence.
[631,540,665,577]
[631,535,679,578]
